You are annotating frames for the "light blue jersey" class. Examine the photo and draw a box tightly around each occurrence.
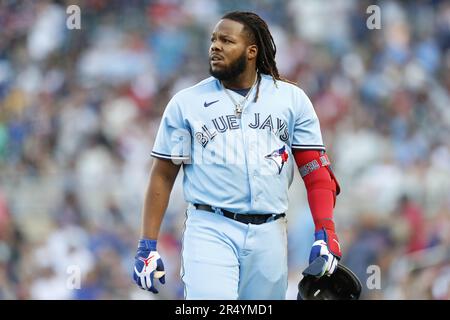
[151,74,324,214]
[151,74,325,299]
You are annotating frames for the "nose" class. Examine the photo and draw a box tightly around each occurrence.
[210,40,221,54]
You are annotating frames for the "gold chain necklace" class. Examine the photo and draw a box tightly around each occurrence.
[221,76,258,118]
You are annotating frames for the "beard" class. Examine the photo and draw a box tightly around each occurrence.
[209,52,247,81]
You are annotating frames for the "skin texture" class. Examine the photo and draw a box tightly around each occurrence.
[141,19,260,240]
[140,158,180,239]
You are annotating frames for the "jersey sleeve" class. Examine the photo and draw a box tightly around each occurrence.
[291,89,325,151]
[151,96,191,161]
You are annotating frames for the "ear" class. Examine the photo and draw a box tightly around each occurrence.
[247,44,258,61]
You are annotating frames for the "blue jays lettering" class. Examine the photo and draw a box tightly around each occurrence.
[194,113,290,148]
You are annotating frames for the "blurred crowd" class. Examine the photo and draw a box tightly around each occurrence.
[0,0,449,300]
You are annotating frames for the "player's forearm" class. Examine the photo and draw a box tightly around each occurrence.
[293,150,339,231]
[140,177,170,239]
[140,159,180,240]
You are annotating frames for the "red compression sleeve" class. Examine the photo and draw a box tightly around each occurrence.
[294,150,337,232]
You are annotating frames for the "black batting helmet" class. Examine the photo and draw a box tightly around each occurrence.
[297,259,362,300]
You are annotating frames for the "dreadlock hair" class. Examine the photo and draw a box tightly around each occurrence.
[221,11,295,102]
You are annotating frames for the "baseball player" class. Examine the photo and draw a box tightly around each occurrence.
[133,11,342,299]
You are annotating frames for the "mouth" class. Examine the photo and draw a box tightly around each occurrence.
[210,54,224,65]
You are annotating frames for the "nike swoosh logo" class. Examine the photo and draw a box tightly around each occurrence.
[204,100,219,108]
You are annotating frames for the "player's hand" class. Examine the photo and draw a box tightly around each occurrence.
[308,228,342,277]
[133,238,166,293]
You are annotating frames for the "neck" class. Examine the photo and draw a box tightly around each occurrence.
[221,69,258,89]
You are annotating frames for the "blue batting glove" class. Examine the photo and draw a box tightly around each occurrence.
[133,238,166,293]
[308,228,342,277]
